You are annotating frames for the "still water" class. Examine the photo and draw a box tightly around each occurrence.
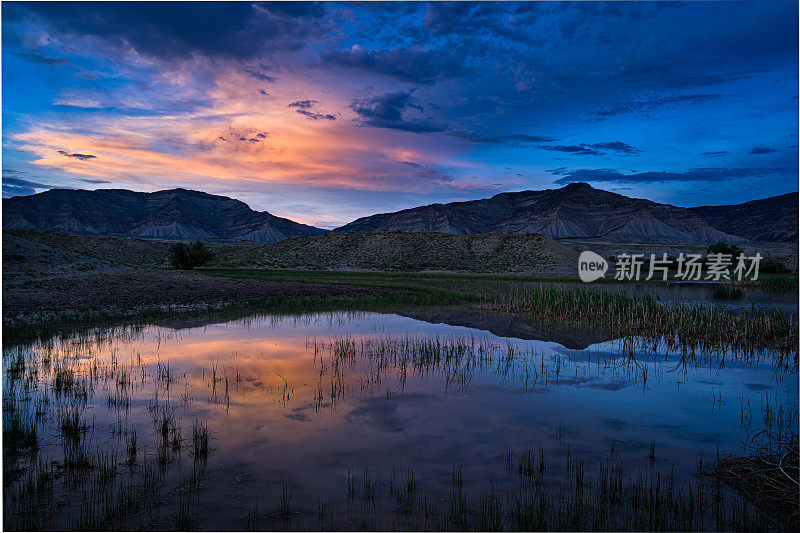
[4,312,796,530]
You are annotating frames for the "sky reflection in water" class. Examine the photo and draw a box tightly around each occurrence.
[10,311,797,529]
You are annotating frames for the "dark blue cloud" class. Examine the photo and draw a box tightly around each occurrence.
[350,91,561,143]
[288,100,336,120]
[397,160,454,183]
[539,142,641,156]
[1,175,62,197]
[749,145,777,154]
[3,1,327,60]
[351,91,447,133]
[319,45,465,85]
[288,100,317,109]
[9,49,67,66]
[589,94,722,120]
[589,142,641,155]
[58,151,96,160]
[551,167,796,184]
[445,130,556,144]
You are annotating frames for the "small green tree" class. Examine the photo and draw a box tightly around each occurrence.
[169,241,213,270]
[189,241,214,268]
[706,242,743,257]
[169,242,192,269]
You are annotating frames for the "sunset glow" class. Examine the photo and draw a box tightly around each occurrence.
[3,1,797,228]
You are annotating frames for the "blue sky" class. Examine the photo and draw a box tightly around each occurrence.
[2,1,798,228]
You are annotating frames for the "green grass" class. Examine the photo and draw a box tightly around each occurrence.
[199,267,573,293]
[200,267,798,298]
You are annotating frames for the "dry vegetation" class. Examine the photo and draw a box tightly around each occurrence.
[5,229,580,274]
[712,429,798,530]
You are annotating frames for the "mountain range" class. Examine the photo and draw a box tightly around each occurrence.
[2,183,796,243]
[2,188,325,242]
[688,193,797,244]
[336,182,796,243]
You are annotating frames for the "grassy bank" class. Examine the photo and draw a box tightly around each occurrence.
[201,267,798,290]
[1,287,467,347]
[4,267,797,360]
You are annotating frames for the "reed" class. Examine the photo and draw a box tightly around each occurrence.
[499,286,797,363]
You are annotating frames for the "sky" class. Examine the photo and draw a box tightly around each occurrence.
[2,1,798,229]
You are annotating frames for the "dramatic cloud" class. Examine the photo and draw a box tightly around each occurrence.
[2,1,797,223]
[350,92,558,143]
[589,142,641,155]
[3,2,327,60]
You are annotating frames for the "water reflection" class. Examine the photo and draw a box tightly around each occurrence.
[3,312,796,530]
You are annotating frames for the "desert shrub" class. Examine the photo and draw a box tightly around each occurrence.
[169,241,214,270]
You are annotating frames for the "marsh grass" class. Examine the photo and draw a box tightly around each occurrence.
[500,286,797,363]
[191,421,209,460]
[2,333,213,530]
[334,452,774,531]
[3,405,39,456]
[277,481,292,518]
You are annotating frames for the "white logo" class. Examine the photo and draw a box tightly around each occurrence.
[578,251,608,282]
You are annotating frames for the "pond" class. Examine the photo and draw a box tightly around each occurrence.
[3,311,796,530]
